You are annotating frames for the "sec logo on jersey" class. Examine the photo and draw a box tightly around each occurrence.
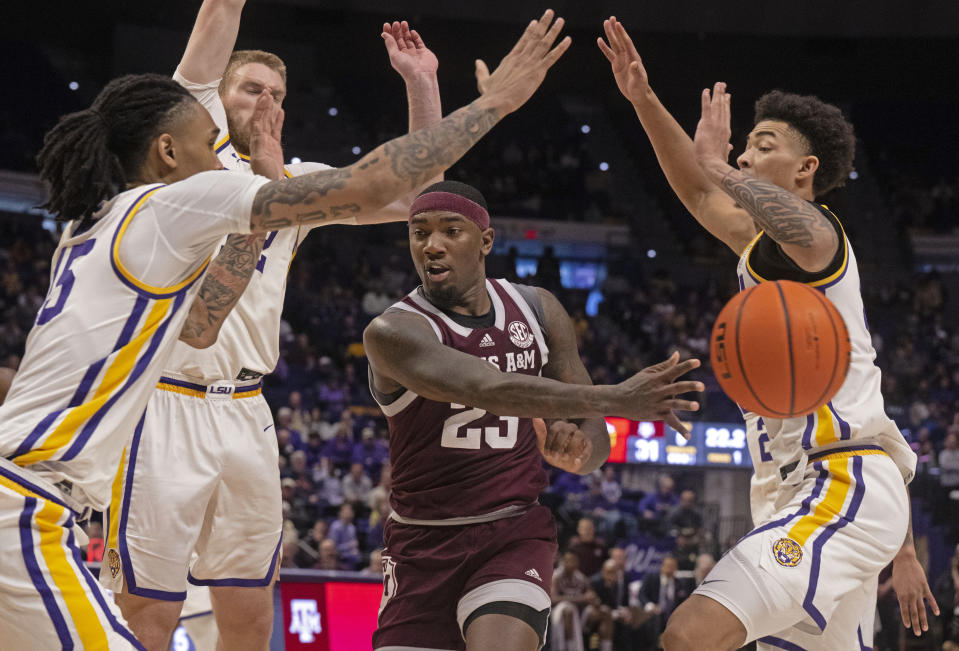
[508,321,534,349]
[772,537,803,567]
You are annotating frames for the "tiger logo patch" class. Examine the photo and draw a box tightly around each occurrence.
[772,537,803,567]
[107,549,121,578]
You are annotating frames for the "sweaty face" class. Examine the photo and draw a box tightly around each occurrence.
[165,102,223,182]
[409,211,492,311]
[221,63,286,155]
[735,120,814,193]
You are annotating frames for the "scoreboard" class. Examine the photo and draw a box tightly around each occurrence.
[605,418,752,468]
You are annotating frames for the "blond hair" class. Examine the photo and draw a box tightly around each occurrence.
[219,49,287,94]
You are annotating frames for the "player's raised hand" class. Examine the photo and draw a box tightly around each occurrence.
[382,20,438,79]
[597,16,651,104]
[533,418,593,474]
[693,82,734,167]
[249,89,286,181]
[615,352,703,436]
[474,9,571,115]
[892,552,939,636]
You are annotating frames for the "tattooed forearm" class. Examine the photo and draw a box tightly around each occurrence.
[703,163,835,248]
[249,100,500,232]
[383,103,499,189]
[179,233,265,347]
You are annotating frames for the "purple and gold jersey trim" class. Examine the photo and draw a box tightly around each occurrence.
[110,185,211,299]
[156,376,263,400]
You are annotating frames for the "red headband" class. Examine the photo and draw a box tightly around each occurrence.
[408,191,490,230]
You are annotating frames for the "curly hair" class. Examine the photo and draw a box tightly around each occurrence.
[36,73,195,223]
[754,91,855,197]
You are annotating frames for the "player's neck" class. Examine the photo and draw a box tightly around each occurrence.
[423,280,491,317]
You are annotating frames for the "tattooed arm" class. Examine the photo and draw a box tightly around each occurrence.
[179,232,265,348]
[693,83,838,272]
[597,18,755,255]
[247,8,571,233]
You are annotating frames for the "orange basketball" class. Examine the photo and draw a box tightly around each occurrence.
[710,280,851,418]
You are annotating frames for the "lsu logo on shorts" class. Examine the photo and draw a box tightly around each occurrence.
[772,537,803,567]
[107,548,122,578]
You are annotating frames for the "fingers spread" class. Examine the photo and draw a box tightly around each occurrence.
[597,37,615,62]
[543,35,571,68]
[664,358,702,381]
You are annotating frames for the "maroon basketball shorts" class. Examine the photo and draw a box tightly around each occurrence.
[373,504,557,650]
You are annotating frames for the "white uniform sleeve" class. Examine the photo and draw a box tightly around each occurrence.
[173,68,229,134]
[118,170,268,288]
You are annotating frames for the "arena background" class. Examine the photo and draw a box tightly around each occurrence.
[1,2,958,649]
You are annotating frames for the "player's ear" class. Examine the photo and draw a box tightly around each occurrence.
[796,154,818,181]
[154,133,178,171]
[480,227,495,256]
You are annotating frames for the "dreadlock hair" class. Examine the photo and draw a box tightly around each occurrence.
[753,91,856,197]
[36,73,196,223]
[218,50,287,96]
[417,180,489,210]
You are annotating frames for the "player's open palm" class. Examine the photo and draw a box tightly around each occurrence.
[617,352,703,436]
[249,90,286,181]
[597,17,650,103]
[533,418,592,474]
[693,82,733,167]
[382,21,438,79]
[475,9,570,115]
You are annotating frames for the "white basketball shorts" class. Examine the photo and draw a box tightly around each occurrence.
[100,378,282,600]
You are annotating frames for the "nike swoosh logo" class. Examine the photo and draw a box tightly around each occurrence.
[699,579,727,586]
[264,425,274,432]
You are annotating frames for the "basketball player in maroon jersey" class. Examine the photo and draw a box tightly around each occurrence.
[364,180,704,650]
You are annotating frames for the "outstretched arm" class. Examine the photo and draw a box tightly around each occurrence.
[178,0,245,84]
[536,288,611,474]
[248,9,571,233]
[597,17,754,255]
[692,83,838,272]
[364,310,703,423]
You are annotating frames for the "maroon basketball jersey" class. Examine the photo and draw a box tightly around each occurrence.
[373,279,550,521]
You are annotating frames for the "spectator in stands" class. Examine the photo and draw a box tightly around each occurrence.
[568,517,608,579]
[366,500,391,551]
[281,526,300,569]
[940,431,959,488]
[638,474,679,535]
[288,450,311,482]
[342,462,373,512]
[583,558,633,651]
[322,423,355,474]
[352,426,390,477]
[314,538,345,571]
[286,390,309,431]
[276,406,305,447]
[360,549,384,577]
[282,477,316,532]
[550,552,593,651]
[312,457,345,514]
[666,489,704,536]
[304,431,325,468]
[693,553,716,586]
[636,555,692,648]
[673,528,701,573]
[368,464,392,514]
[276,426,302,459]
[328,503,360,568]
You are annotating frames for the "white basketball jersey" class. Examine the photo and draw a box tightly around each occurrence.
[736,205,916,521]
[163,71,340,384]
[0,172,264,508]
[164,70,333,382]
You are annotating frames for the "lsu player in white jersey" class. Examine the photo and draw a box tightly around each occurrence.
[99,1,447,649]
[597,18,938,650]
[0,16,572,648]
